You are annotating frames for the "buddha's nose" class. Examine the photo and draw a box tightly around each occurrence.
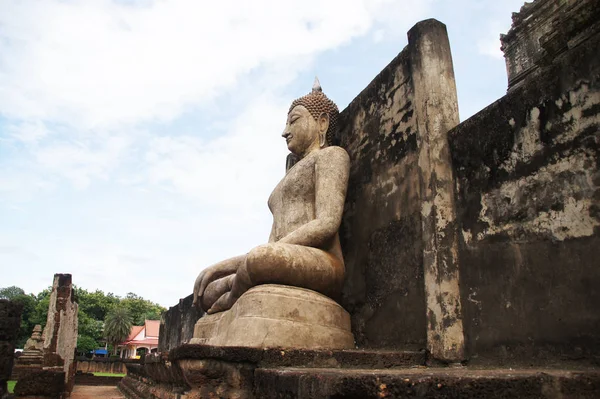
[282,130,290,138]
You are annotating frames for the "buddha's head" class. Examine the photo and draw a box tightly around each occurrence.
[283,78,339,157]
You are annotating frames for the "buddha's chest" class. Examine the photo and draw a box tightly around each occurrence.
[268,157,316,215]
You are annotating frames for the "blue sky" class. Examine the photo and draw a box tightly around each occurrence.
[0,0,525,307]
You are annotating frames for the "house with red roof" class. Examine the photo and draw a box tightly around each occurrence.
[118,320,160,358]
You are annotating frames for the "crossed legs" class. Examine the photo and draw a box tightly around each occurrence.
[200,243,344,314]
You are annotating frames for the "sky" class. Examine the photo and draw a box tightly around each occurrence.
[0,0,527,307]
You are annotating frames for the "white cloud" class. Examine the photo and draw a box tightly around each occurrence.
[8,121,50,144]
[0,0,426,129]
[0,0,433,195]
[34,135,133,189]
[145,95,288,208]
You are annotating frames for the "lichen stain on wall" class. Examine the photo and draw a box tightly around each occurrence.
[477,153,598,241]
[463,82,600,244]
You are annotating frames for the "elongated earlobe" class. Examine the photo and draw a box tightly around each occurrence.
[319,132,326,148]
[318,113,329,148]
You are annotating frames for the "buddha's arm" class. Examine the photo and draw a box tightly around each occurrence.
[268,222,276,243]
[278,147,349,248]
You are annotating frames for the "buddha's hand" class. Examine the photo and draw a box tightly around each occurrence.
[192,268,213,308]
[192,258,241,309]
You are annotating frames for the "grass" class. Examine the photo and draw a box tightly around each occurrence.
[92,372,126,377]
[7,380,16,393]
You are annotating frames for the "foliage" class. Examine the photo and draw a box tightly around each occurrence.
[75,288,120,321]
[9,293,37,348]
[32,288,51,323]
[77,335,98,355]
[121,293,163,325]
[0,284,166,353]
[104,305,133,355]
[78,310,104,340]
[0,286,25,299]
[76,301,105,354]
[7,381,16,394]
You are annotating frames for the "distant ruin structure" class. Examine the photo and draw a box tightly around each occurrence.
[11,325,44,380]
[14,274,79,399]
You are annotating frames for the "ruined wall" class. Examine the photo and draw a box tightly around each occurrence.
[338,20,463,358]
[338,40,424,351]
[0,300,22,398]
[501,0,600,91]
[338,43,425,350]
[42,274,78,393]
[159,294,203,353]
[13,275,79,397]
[76,358,138,374]
[449,3,600,361]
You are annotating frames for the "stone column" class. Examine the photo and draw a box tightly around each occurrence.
[42,274,79,394]
[408,19,465,362]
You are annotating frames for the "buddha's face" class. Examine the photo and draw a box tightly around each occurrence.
[282,105,323,157]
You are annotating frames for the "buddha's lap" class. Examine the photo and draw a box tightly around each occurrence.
[246,243,342,285]
[203,243,343,303]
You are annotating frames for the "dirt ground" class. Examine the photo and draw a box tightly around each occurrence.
[71,385,125,398]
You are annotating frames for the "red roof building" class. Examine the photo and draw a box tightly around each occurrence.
[118,320,160,358]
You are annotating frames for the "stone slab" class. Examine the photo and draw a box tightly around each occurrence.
[191,285,354,349]
[71,385,125,399]
[14,369,65,397]
[170,344,426,369]
[254,367,600,398]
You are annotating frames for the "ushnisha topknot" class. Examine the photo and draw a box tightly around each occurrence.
[288,77,339,146]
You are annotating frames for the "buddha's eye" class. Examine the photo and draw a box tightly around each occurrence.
[290,116,299,124]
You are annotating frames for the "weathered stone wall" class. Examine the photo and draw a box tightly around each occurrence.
[76,358,137,374]
[338,19,464,360]
[0,300,22,398]
[158,294,203,353]
[337,36,425,351]
[449,2,600,362]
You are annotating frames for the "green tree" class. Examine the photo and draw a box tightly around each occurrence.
[77,310,104,354]
[121,293,164,325]
[75,287,120,321]
[104,305,133,355]
[10,294,37,348]
[0,286,40,347]
[77,335,98,355]
[0,286,25,299]
[30,288,51,327]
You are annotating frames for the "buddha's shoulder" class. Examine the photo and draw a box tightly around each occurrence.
[317,146,349,163]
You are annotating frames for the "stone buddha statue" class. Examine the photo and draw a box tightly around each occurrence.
[193,79,350,314]
[190,80,354,349]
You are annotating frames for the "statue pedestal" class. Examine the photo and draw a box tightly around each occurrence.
[190,284,355,349]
